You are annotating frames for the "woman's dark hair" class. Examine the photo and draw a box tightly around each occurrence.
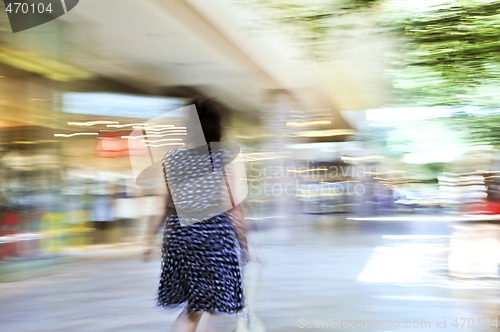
[191,97,224,142]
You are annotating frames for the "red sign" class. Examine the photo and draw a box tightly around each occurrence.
[96,132,145,158]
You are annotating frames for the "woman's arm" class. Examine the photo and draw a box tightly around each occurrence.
[143,177,171,261]
[229,203,248,252]
[143,191,169,246]
[225,153,250,259]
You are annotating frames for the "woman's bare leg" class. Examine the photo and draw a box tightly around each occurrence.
[196,312,213,332]
[171,309,204,332]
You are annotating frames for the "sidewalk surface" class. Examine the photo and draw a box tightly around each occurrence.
[0,214,498,331]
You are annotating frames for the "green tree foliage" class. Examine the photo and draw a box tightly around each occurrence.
[448,113,500,147]
[243,0,384,59]
[389,0,500,106]
[245,0,500,107]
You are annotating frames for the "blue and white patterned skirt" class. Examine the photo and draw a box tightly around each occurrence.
[157,212,245,314]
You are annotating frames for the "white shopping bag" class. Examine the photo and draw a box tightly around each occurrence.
[236,260,266,332]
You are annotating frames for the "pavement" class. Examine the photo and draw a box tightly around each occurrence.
[0,214,499,331]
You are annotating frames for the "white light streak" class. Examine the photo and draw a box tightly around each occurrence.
[142,138,184,144]
[31,98,63,102]
[68,121,120,126]
[143,124,175,129]
[54,132,98,137]
[286,120,332,127]
[107,123,147,128]
[145,128,187,133]
[145,142,185,148]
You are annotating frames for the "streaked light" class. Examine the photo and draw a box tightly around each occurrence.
[68,121,120,126]
[107,123,147,128]
[31,98,62,102]
[144,142,185,147]
[365,170,406,175]
[366,107,452,123]
[144,127,187,133]
[152,133,186,137]
[477,170,500,173]
[0,233,44,244]
[286,120,332,127]
[122,135,163,139]
[141,138,184,144]
[374,176,407,181]
[295,129,356,137]
[0,47,93,81]
[382,235,450,240]
[54,132,99,137]
[11,141,37,145]
[143,125,176,129]
[287,168,328,173]
[342,155,384,162]
[145,129,187,134]
[122,133,186,139]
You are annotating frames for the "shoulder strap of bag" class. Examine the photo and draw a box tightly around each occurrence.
[208,143,236,208]
[221,150,236,208]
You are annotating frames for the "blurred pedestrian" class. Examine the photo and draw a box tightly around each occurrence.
[143,98,248,332]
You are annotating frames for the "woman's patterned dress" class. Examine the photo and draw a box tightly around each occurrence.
[157,146,245,313]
